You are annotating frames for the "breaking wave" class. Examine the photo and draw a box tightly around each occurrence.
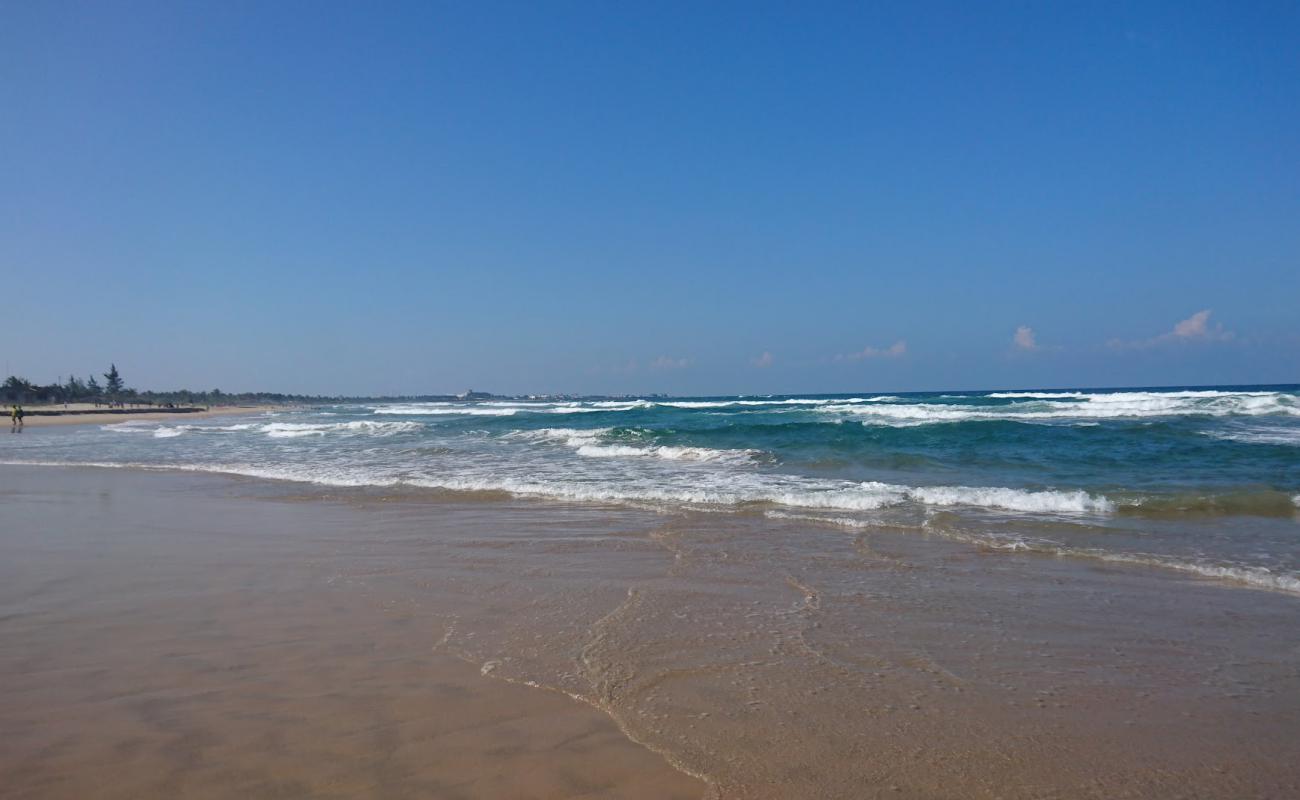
[821,390,1299,426]
[106,420,424,438]
[0,456,1112,516]
[655,397,891,409]
[509,427,767,463]
[1205,426,1300,446]
[372,400,653,416]
[260,421,424,438]
[16,384,1299,599]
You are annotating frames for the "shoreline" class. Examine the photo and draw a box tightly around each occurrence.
[3,464,1298,797]
[5,459,1297,599]
[12,404,282,427]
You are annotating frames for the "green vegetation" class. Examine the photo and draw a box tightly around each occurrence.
[103,363,124,397]
[0,365,497,406]
[1,366,331,407]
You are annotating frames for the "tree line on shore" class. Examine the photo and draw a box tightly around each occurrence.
[1,364,498,406]
[2,364,333,407]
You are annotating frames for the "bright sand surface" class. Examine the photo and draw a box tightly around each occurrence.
[2,465,1299,798]
[0,466,702,799]
[13,405,279,427]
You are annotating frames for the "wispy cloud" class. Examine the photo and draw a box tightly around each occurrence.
[1012,325,1038,351]
[648,355,690,370]
[751,351,773,368]
[1172,310,1229,339]
[834,340,907,362]
[1109,309,1235,350]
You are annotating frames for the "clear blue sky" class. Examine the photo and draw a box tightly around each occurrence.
[3,1,1297,395]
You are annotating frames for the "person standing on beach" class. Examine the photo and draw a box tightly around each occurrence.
[10,404,21,432]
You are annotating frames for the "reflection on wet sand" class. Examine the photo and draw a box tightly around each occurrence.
[3,465,1299,798]
[0,468,701,800]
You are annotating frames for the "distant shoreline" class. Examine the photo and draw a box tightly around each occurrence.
[16,405,280,427]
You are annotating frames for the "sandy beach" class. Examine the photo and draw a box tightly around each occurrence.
[0,466,701,799]
[7,2,1297,795]
[3,464,1298,798]
[11,405,281,428]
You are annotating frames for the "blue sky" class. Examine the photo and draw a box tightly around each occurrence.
[3,1,1297,395]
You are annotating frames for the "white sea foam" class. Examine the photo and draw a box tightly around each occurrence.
[542,404,646,413]
[372,400,652,416]
[8,458,1292,596]
[3,457,1112,519]
[394,474,906,512]
[25,388,1300,598]
[1083,555,1300,595]
[988,390,1273,400]
[1205,427,1300,446]
[763,510,877,529]
[985,391,1089,399]
[905,519,1300,595]
[573,444,647,458]
[261,421,423,438]
[655,446,763,462]
[512,427,763,463]
[904,484,1115,513]
[656,397,891,409]
[975,538,1300,595]
[226,465,1103,516]
[507,427,610,448]
[575,443,765,463]
[427,475,1104,516]
[658,399,828,409]
[104,421,260,437]
[375,404,521,416]
[365,391,1300,423]
[820,390,1300,426]
[586,400,655,409]
[404,397,887,413]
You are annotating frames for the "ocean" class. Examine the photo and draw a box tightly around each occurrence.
[6,385,1300,796]
[7,384,1299,594]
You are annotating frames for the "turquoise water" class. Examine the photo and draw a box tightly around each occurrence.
[6,385,1299,593]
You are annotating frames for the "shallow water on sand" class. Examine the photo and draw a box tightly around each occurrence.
[5,385,1300,597]
[7,466,1296,798]
[396,503,1300,798]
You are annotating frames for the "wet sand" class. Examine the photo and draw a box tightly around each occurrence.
[2,465,1299,798]
[0,467,702,799]
[14,405,279,428]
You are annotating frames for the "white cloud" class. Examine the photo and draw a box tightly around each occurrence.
[648,356,690,370]
[835,340,907,361]
[1172,309,1224,339]
[1013,325,1038,351]
[751,351,774,368]
[1109,309,1234,349]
